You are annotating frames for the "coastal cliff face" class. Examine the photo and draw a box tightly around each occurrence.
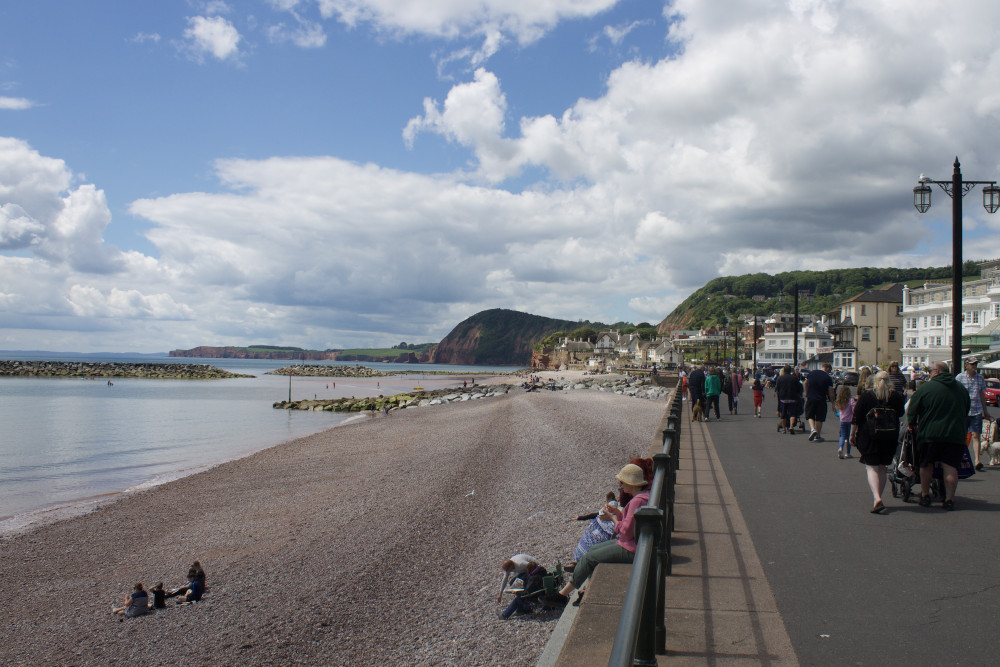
[430,308,584,366]
[429,323,482,365]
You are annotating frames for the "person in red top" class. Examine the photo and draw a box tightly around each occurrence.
[547,462,650,606]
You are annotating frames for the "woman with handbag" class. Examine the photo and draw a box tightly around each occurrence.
[850,371,905,514]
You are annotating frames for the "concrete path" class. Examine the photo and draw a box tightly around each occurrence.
[703,388,1000,665]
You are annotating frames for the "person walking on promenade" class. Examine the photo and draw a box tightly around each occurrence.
[804,362,835,442]
[858,366,873,393]
[955,356,991,471]
[774,366,803,434]
[834,384,855,459]
[850,371,904,513]
[752,376,765,418]
[548,463,650,606]
[727,367,743,414]
[688,365,706,408]
[704,367,722,421]
[887,361,908,397]
[906,361,971,510]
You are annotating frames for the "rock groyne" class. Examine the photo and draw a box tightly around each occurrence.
[265,364,390,378]
[274,374,671,413]
[0,360,253,379]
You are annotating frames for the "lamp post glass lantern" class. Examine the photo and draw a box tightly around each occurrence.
[912,157,999,372]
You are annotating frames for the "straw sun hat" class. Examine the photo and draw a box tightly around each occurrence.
[615,463,646,487]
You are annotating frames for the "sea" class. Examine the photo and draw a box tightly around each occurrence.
[0,353,520,535]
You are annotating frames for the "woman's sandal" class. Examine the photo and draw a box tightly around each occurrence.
[871,501,886,514]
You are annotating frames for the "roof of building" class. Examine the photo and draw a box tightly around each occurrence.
[842,283,904,304]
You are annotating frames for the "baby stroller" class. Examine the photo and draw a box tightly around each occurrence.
[889,429,945,502]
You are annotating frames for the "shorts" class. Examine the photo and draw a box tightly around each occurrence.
[779,400,798,419]
[917,441,965,469]
[967,414,984,435]
[804,399,828,422]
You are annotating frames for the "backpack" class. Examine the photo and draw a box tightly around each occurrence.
[865,401,898,441]
[722,374,732,395]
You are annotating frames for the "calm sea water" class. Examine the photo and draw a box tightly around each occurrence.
[0,354,519,533]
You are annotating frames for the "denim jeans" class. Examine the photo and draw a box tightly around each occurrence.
[839,422,852,455]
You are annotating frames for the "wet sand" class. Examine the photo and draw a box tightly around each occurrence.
[0,386,667,666]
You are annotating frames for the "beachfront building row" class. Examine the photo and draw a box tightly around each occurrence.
[552,332,682,369]
[901,260,1000,369]
[752,327,835,368]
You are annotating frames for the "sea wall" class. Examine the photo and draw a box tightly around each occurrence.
[0,360,252,379]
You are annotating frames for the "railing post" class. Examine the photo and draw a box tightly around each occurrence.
[652,451,672,653]
[632,507,663,666]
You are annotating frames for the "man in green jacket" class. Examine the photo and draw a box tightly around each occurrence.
[906,361,971,510]
[704,367,722,421]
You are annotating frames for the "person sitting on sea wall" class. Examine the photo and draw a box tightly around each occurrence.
[546,462,651,607]
[112,583,150,617]
[571,491,619,563]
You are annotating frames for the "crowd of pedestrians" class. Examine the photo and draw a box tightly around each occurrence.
[681,355,992,512]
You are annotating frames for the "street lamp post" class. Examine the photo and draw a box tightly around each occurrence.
[913,157,1000,373]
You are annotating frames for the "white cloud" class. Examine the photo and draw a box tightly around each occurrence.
[129,32,161,44]
[0,96,35,110]
[182,15,242,61]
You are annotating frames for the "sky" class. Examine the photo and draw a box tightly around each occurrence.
[4,0,1000,353]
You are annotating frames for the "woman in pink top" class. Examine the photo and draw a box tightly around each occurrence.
[548,462,650,606]
[835,384,855,459]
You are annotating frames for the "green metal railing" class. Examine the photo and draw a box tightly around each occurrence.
[608,380,683,666]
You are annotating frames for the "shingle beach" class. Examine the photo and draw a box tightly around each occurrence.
[0,372,668,666]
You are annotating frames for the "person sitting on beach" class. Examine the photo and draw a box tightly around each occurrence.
[150,582,166,609]
[546,462,651,607]
[497,553,539,603]
[167,564,206,602]
[112,583,150,617]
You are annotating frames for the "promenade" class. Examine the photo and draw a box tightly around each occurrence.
[547,385,1000,665]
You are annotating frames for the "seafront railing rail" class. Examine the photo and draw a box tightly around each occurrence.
[608,379,683,667]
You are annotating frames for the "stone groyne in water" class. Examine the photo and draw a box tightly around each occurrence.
[0,360,253,379]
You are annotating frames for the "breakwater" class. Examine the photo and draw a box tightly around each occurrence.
[274,374,671,412]
[0,360,253,379]
[265,364,392,377]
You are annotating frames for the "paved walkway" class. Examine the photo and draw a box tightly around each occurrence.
[543,384,1000,665]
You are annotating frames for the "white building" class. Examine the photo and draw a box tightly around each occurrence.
[901,260,1000,369]
[754,327,834,368]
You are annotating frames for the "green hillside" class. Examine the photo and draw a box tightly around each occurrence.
[660,262,980,330]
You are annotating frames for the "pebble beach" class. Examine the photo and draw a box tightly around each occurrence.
[0,375,669,666]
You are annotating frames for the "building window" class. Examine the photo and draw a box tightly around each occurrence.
[888,328,896,342]
[861,305,867,316]
[862,327,871,341]
[933,315,942,327]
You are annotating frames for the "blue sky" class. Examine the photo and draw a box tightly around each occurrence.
[3,1,1000,353]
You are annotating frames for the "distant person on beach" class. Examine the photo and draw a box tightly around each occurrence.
[547,462,650,607]
[150,582,166,609]
[112,583,149,617]
[167,563,205,602]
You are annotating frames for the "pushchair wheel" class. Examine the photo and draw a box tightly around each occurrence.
[890,479,899,498]
[902,481,911,503]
